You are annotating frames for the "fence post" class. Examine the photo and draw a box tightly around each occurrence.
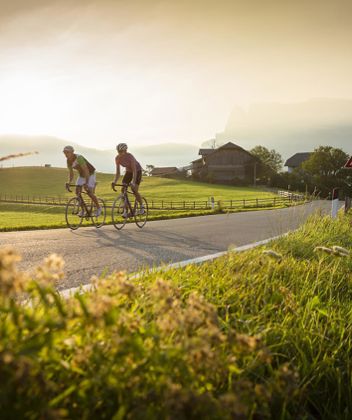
[243,199,245,208]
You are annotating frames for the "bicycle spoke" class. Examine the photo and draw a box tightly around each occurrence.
[91,198,106,228]
[134,197,148,228]
[112,197,127,230]
[65,197,83,230]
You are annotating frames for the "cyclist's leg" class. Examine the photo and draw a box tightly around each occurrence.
[131,171,144,209]
[85,174,102,216]
[74,182,85,216]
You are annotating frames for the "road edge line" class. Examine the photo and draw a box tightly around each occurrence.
[59,232,288,299]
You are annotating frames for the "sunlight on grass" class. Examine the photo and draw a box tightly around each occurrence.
[0,213,351,417]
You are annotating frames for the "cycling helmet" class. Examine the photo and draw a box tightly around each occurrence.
[63,145,74,152]
[116,143,128,152]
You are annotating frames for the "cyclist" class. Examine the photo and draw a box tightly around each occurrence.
[112,143,145,215]
[63,145,102,217]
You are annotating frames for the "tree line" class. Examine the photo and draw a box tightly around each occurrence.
[252,145,352,198]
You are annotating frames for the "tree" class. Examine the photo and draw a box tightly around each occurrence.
[301,146,349,196]
[301,146,348,177]
[143,164,155,176]
[250,146,283,173]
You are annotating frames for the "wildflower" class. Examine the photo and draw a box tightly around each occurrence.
[332,245,350,257]
[88,294,114,318]
[262,249,282,261]
[314,246,333,254]
[0,247,28,295]
[44,253,65,271]
[236,333,260,351]
[34,253,65,285]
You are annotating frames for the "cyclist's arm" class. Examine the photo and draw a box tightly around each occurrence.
[68,167,74,184]
[80,164,90,185]
[113,164,120,184]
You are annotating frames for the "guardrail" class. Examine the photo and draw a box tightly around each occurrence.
[0,193,307,211]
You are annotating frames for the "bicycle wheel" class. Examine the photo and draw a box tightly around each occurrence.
[65,197,83,230]
[91,198,106,228]
[134,197,148,228]
[112,196,127,230]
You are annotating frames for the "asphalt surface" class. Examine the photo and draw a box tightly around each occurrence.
[0,200,333,290]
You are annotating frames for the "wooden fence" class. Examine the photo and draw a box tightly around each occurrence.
[0,192,307,211]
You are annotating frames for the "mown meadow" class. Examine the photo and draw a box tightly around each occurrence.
[0,167,283,231]
[1,212,351,418]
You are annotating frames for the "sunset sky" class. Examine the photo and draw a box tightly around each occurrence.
[0,0,351,150]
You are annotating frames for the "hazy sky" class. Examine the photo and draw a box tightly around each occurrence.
[0,0,351,150]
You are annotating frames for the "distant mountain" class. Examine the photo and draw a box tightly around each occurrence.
[203,99,352,161]
[0,135,199,173]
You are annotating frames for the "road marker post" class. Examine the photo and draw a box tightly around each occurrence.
[331,188,339,218]
[343,157,352,214]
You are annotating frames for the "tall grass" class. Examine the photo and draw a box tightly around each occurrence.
[0,213,351,418]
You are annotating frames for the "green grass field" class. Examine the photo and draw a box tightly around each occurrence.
[0,166,276,201]
[1,213,351,418]
[0,167,283,230]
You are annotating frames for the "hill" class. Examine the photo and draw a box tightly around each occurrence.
[0,135,199,173]
[206,98,352,160]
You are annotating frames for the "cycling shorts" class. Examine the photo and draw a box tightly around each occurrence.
[122,170,142,185]
[76,173,96,189]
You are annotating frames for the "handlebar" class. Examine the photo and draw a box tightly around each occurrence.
[111,182,131,192]
[65,183,92,193]
[65,183,76,193]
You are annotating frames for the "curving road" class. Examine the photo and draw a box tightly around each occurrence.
[0,201,333,290]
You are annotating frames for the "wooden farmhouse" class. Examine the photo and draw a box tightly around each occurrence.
[150,167,180,177]
[191,142,258,184]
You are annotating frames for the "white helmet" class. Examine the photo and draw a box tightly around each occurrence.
[116,143,128,152]
[63,145,74,152]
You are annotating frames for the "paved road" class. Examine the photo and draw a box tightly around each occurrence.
[0,201,332,290]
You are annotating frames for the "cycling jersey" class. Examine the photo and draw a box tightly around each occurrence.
[115,153,142,172]
[67,154,95,177]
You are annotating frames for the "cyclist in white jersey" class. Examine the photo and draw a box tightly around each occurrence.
[63,145,102,216]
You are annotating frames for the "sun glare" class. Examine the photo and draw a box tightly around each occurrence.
[0,71,59,135]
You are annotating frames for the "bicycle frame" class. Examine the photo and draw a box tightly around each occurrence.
[111,183,148,229]
[68,185,94,218]
[120,185,138,217]
[65,184,106,229]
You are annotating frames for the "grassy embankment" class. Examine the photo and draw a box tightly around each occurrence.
[0,167,284,230]
[1,212,351,418]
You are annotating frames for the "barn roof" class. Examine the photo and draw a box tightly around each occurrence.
[284,153,312,167]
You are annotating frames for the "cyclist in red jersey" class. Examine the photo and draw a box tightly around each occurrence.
[112,143,145,214]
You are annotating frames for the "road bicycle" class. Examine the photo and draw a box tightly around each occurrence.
[111,183,148,230]
[65,184,106,230]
